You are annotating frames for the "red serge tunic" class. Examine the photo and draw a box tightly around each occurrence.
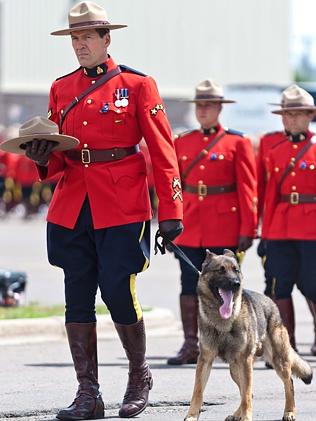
[262,132,316,240]
[38,57,183,229]
[174,127,257,248]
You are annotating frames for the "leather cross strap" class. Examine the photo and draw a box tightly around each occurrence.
[66,145,139,164]
[277,139,315,192]
[183,183,236,196]
[60,66,122,127]
[181,129,226,182]
[280,193,316,205]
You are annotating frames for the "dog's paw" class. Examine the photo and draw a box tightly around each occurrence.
[282,412,295,421]
[225,416,241,421]
[184,416,199,421]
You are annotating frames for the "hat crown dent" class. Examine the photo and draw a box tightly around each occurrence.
[19,116,59,137]
[281,84,314,107]
[195,79,224,98]
[70,1,108,23]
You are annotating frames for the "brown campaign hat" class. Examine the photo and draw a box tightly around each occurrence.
[187,79,236,104]
[51,1,127,36]
[0,116,79,155]
[271,84,316,114]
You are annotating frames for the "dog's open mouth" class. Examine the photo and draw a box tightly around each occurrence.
[214,288,234,319]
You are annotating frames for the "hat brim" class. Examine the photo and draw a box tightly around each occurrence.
[271,106,316,115]
[0,134,79,155]
[186,99,236,104]
[51,24,127,36]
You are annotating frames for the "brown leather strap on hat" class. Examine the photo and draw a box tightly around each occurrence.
[66,145,139,164]
[280,193,316,205]
[183,183,236,196]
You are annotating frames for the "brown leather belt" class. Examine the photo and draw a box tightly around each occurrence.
[66,145,140,164]
[280,193,316,205]
[183,183,236,196]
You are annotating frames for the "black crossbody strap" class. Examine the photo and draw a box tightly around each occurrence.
[60,66,122,128]
[277,139,315,192]
[181,129,226,181]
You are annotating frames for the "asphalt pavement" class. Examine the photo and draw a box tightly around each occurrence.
[0,216,316,420]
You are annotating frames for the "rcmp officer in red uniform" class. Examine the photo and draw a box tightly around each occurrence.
[262,85,316,354]
[167,79,257,365]
[20,2,183,419]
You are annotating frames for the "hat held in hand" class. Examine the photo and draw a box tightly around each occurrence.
[187,79,236,103]
[271,84,316,114]
[0,116,79,154]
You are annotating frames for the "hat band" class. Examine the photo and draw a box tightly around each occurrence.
[69,20,110,29]
[281,102,314,108]
[195,94,224,100]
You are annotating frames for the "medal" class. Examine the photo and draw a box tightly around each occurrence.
[114,88,129,108]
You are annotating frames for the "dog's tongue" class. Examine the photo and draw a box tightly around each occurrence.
[218,288,234,319]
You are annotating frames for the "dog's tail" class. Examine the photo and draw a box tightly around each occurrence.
[291,350,313,384]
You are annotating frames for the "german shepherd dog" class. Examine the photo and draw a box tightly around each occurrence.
[185,249,313,421]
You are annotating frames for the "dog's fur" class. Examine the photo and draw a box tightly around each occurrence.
[184,249,313,421]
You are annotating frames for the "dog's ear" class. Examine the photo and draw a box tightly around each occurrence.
[205,249,217,260]
[223,249,237,260]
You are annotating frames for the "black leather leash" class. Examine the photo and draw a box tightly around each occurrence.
[154,231,201,275]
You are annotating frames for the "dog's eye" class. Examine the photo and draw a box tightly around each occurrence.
[233,266,240,273]
[219,266,226,273]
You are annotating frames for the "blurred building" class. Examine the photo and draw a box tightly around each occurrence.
[0,0,292,130]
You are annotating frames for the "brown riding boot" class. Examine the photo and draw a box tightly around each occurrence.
[56,323,104,420]
[114,318,153,418]
[167,295,199,365]
[306,299,316,356]
[275,297,297,351]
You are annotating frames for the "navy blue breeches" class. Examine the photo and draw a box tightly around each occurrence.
[175,246,237,295]
[47,198,150,324]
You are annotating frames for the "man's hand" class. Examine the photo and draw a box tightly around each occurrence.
[159,219,183,241]
[25,139,56,166]
[238,236,253,252]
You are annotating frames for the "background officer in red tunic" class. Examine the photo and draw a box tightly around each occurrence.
[22,2,183,420]
[167,79,257,365]
[262,85,316,355]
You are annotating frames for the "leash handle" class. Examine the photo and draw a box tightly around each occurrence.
[154,231,201,275]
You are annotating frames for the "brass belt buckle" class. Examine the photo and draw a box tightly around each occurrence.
[290,192,299,205]
[81,149,91,164]
[197,183,207,196]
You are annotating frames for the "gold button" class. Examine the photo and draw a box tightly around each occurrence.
[87,99,92,104]
[60,109,64,114]
[291,157,295,162]
[291,171,296,176]
[293,144,298,149]
[181,155,188,161]
[91,80,96,84]
[203,136,209,141]
[310,164,315,170]
[199,165,205,170]
[198,180,204,185]
[85,164,88,168]
[292,186,296,191]
[218,154,224,160]
[83,121,88,126]
[83,144,88,148]
[202,149,208,155]
[231,206,237,212]
[198,196,204,201]
[275,167,279,172]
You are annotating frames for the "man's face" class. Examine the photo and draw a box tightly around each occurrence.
[281,110,314,134]
[195,102,222,128]
[71,29,110,68]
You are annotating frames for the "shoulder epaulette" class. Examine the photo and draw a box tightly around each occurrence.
[56,67,81,81]
[225,128,245,137]
[174,129,197,139]
[119,64,146,77]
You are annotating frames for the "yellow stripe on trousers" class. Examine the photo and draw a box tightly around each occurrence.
[129,222,149,321]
